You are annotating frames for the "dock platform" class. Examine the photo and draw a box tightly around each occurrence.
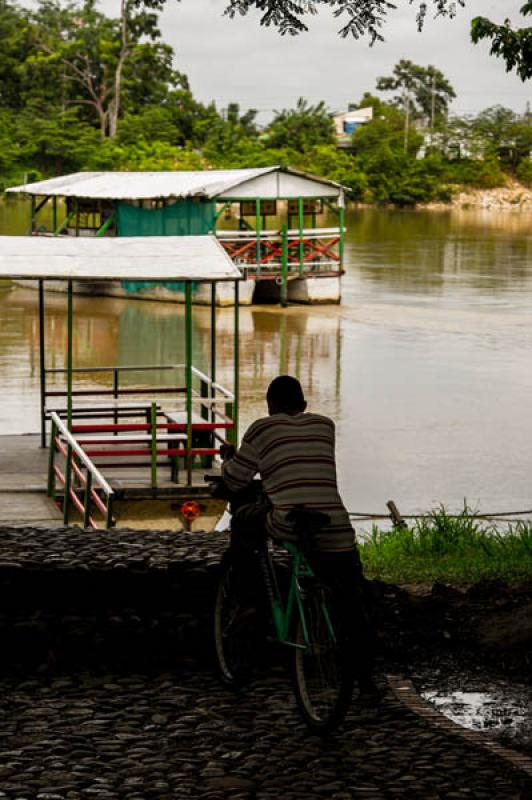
[0,434,224,531]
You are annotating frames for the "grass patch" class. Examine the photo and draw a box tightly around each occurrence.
[359,505,532,585]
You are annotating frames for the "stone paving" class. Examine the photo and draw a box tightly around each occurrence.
[1,668,531,800]
[1,526,531,799]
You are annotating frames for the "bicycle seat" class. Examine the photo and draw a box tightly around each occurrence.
[286,507,330,534]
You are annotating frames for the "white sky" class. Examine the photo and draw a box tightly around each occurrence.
[88,1,532,121]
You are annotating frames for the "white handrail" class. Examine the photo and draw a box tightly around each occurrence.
[50,412,114,497]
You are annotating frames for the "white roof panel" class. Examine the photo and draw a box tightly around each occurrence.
[0,235,241,282]
[6,167,344,200]
[6,168,275,200]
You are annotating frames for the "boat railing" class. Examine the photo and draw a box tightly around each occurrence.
[44,364,234,425]
[216,227,344,277]
[48,411,115,529]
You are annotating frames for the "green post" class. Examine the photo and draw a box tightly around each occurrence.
[210,282,217,426]
[280,224,288,307]
[106,496,113,529]
[38,280,47,448]
[47,419,57,498]
[83,471,92,528]
[185,283,193,486]
[63,446,72,525]
[255,198,261,273]
[233,280,239,444]
[150,401,158,490]
[298,197,304,277]
[200,379,212,468]
[52,197,57,234]
[75,198,79,237]
[67,280,73,430]
[338,201,345,272]
[95,214,115,237]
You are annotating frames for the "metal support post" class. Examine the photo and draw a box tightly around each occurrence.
[106,496,113,529]
[38,280,47,447]
[52,196,57,234]
[47,418,57,498]
[233,280,239,443]
[255,198,261,272]
[185,283,193,486]
[63,447,72,525]
[95,214,115,237]
[280,224,288,307]
[338,203,345,272]
[67,280,73,430]
[298,197,304,277]
[83,471,92,527]
[150,401,158,490]
[210,282,217,426]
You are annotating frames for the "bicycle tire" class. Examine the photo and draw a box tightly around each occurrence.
[292,579,356,734]
[213,555,255,688]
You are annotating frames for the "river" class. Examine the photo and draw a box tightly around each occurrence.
[1,198,531,518]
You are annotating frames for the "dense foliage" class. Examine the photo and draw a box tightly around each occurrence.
[0,0,530,206]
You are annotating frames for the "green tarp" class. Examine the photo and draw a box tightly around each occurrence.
[116,199,216,294]
[117,200,215,237]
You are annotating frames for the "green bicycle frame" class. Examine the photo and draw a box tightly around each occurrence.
[268,540,337,650]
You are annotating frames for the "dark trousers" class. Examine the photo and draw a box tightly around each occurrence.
[230,495,375,681]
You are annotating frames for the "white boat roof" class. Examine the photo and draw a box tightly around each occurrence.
[6,167,344,200]
[0,235,241,282]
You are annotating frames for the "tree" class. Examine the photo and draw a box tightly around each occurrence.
[471,2,532,82]
[376,60,456,125]
[29,0,183,139]
[223,0,464,42]
[265,98,335,151]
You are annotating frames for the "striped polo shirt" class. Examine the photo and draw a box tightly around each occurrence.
[222,412,355,552]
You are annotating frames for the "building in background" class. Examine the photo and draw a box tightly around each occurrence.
[333,107,373,147]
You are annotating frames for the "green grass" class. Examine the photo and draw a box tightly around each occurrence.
[359,505,532,585]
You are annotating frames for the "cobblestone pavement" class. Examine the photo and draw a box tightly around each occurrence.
[1,669,531,800]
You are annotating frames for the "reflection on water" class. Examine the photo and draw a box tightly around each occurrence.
[1,204,532,515]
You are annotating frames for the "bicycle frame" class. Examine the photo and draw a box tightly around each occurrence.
[259,539,337,650]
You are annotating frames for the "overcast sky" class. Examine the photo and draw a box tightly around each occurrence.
[102,1,530,122]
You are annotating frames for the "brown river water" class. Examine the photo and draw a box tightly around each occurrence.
[1,198,531,517]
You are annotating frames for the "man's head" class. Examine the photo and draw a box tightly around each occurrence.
[266,375,307,416]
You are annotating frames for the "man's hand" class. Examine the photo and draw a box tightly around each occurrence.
[220,442,236,462]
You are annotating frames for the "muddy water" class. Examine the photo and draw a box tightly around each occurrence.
[1,198,531,516]
[418,662,532,756]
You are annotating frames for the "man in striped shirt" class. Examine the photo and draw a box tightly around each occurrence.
[221,375,376,690]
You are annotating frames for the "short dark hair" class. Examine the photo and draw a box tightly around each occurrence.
[267,375,305,412]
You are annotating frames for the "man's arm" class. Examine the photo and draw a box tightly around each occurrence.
[221,432,260,491]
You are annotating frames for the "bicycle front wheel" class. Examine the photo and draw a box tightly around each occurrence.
[292,580,355,733]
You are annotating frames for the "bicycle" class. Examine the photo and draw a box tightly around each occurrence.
[208,476,358,734]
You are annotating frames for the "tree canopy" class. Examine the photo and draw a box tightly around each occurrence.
[224,1,531,81]
[223,0,465,41]
[0,1,530,205]
[376,60,456,123]
[471,2,532,81]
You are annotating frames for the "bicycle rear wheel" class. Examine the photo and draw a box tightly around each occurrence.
[213,556,255,688]
[292,580,355,733]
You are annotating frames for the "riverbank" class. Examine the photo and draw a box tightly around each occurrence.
[359,509,532,585]
[424,179,532,210]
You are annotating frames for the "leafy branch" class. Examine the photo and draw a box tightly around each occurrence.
[223,0,465,42]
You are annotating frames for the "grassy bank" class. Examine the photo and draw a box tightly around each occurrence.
[359,507,532,585]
